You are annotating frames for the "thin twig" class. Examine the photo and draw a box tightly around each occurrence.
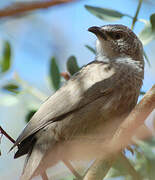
[143,50,151,67]
[41,171,48,180]
[62,159,82,179]
[0,0,76,18]
[14,73,48,101]
[131,0,143,30]
[83,155,116,180]
[0,126,15,143]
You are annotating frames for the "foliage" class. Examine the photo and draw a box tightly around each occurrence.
[85,5,126,22]
[0,0,155,179]
[0,41,11,74]
[49,57,61,91]
[67,56,80,75]
[2,83,20,94]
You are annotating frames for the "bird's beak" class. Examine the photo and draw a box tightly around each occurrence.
[88,26,107,40]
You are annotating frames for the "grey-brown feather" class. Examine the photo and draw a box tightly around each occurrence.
[12,61,116,150]
[12,24,145,180]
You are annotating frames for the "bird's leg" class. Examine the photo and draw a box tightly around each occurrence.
[62,159,83,180]
[41,171,48,180]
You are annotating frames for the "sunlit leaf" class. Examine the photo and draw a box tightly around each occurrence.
[150,13,155,31]
[143,50,150,66]
[0,41,11,73]
[25,110,37,123]
[85,5,126,22]
[85,45,96,54]
[107,154,141,179]
[133,146,149,179]
[2,83,20,94]
[0,95,18,106]
[67,56,80,75]
[49,57,60,91]
[138,22,155,45]
[135,139,155,180]
[140,91,146,95]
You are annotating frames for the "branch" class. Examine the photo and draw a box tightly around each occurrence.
[62,159,82,179]
[83,155,116,180]
[0,0,76,18]
[41,172,48,180]
[83,84,155,180]
[0,126,15,143]
[131,0,143,30]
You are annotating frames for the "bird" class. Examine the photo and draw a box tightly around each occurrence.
[11,24,144,180]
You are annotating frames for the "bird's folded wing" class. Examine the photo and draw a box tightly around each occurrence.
[11,61,116,150]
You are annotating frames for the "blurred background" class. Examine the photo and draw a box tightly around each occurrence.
[0,0,155,179]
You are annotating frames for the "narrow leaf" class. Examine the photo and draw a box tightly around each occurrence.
[2,83,20,94]
[140,91,146,95]
[143,51,150,67]
[67,56,79,75]
[49,57,60,91]
[85,45,96,54]
[85,5,125,22]
[150,13,155,31]
[138,22,155,45]
[25,110,37,123]
[0,41,11,73]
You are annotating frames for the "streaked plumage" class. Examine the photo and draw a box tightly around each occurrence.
[11,24,144,180]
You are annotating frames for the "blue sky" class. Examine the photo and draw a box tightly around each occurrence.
[0,0,155,179]
[1,0,155,90]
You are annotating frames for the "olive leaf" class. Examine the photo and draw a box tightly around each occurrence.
[85,45,96,54]
[49,57,61,91]
[139,20,155,45]
[25,110,37,123]
[67,56,80,75]
[2,83,20,94]
[150,13,155,31]
[0,41,11,73]
[85,5,128,22]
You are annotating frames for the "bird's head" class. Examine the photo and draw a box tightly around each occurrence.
[88,24,144,64]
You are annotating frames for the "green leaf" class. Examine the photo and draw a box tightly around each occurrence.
[107,153,141,179]
[135,139,155,180]
[85,5,125,22]
[143,50,150,66]
[85,45,96,54]
[67,56,80,75]
[0,95,18,106]
[140,91,146,95]
[0,41,11,73]
[25,110,37,123]
[138,22,155,45]
[49,57,60,91]
[2,83,20,94]
[150,13,155,31]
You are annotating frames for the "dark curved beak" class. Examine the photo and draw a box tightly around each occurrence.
[88,26,107,40]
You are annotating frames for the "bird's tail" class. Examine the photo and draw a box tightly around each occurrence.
[20,146,45,180]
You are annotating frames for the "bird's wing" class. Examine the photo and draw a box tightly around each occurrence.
[11,61,116,150]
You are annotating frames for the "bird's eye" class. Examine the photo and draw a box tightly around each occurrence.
[113,33,122,40]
